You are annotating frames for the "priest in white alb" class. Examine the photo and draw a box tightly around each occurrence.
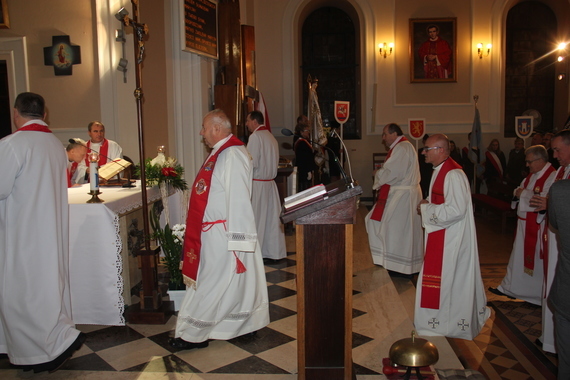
[416,134,490,340]
[365,123,423,275]
[76,120,123,181]
[170,109,269,350]
[246,110,286,261]
[491,145,556,305]
[0,92,85,373]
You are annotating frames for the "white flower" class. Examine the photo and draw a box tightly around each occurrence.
[172,224,186,243]
[150,153,166,166]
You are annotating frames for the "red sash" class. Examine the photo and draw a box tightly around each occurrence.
[255,125,269,132]
[370,136,408,221]
[520,165,555,275]
[84,139,109,167]
[182,135,245,288]
[420,157,462,309]
[17,123,51,133]
[485,151,503,179]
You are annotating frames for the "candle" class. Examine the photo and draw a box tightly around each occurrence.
[89,151,99,192]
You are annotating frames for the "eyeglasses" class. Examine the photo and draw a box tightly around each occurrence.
[422,146,441,152]
[525,158,541,164]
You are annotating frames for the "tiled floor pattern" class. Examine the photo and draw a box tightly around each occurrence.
[0,206,560,379]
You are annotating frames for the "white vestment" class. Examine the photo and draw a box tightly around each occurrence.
[67,160,85,185]
[365,137,423,274]
[540,164,570,353]
[498,163,555,305]
[0,121,80,365]
[415,164,490,340]
[175,138,270,342]
[247,126,286,260]
[76,138,122,181]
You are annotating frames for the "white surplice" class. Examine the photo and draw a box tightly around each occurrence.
[365,137,423,274]
[247,127,286,260]
[415,164,490,340]
[540,164,570,353]
[0,122,81,365]
[175,139,269,342]
[498,163,556,305]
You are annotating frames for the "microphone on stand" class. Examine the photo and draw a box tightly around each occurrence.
[281,128,354,188]
[68,139,135,188]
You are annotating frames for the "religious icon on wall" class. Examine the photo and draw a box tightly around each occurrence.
[409,18,457,83]
[0,0,9,29]
[43,35,82,76]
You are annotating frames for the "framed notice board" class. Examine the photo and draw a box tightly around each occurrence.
[182,0,218,59]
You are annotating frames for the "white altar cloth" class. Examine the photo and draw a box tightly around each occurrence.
[68,182,165,325]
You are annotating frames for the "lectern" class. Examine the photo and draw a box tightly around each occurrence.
[281,180,362,380]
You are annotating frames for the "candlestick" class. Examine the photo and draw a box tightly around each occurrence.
[89,151,100,192]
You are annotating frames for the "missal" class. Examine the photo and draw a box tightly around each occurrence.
[98,158,132,180]
[284,183,327,211]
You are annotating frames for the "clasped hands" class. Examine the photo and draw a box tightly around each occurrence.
[417,199,428,215]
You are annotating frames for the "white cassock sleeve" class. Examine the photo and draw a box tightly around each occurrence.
[373,143,410,190]
[223,147,257,253]
[421,169,470,233]
[0,140,18,200]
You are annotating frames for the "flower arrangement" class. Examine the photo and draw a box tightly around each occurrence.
[138,154,188,192]
[150,209,186,290]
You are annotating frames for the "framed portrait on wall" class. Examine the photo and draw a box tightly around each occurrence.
[0,0,10,29]
[409,18,456,83]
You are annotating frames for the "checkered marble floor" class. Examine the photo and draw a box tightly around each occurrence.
[1,206,548,379]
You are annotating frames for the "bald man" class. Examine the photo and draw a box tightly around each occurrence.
[170,109,269,350]
[415,134,490,340]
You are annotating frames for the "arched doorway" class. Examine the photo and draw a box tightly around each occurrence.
[504,1,557,136]
[301,6,361,139]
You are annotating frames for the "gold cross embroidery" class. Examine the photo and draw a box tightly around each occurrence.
[186,249,197,263]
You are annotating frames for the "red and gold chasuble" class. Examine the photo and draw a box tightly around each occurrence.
[519,165,555,276]
[370,136,408,222]
[84,139,109,167]
[182,135,245,288]
[420,157,462,309]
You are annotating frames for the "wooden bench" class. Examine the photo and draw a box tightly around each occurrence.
[472,193,515,234]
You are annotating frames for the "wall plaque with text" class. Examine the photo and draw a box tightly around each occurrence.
[182,0,218,59]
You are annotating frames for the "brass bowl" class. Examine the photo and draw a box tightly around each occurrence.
[389,331,439,368]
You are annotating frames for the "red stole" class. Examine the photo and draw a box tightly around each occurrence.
[520,165,555,276]
[370,136,408,221]
[254,125,269,132]
[555,166,570,181]
[67,162,78,187]
[485,151,503,179]
[420,157,462,309]
[17,123,51,133]
[84,139,109,167]
[182,135,245,288]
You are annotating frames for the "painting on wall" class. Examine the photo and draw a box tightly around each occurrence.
[409,18,456,83]
[43,35,82,76]
[0,0,9,29]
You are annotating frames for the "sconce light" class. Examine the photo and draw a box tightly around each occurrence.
[378,42,394,58]
[115,7,129,22]
[558,73,566,81]
[117,58,128,72]
[115,29,126,43]
[477,43,492,59]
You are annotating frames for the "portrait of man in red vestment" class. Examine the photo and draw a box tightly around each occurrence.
[410,18,456,83]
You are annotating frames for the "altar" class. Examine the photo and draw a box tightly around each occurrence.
[68,182,175,326]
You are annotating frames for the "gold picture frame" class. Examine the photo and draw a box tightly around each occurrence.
[410,18,456,83]
[0,0,9,29]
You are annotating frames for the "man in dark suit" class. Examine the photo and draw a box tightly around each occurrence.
[547,179,570,379]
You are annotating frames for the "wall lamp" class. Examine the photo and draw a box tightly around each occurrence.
[378,42,394,58]
[477,43,492,59]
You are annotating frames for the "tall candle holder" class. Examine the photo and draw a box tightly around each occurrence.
[87,151,104,203]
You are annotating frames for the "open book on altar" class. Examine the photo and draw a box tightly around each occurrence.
[98,159,132,180]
